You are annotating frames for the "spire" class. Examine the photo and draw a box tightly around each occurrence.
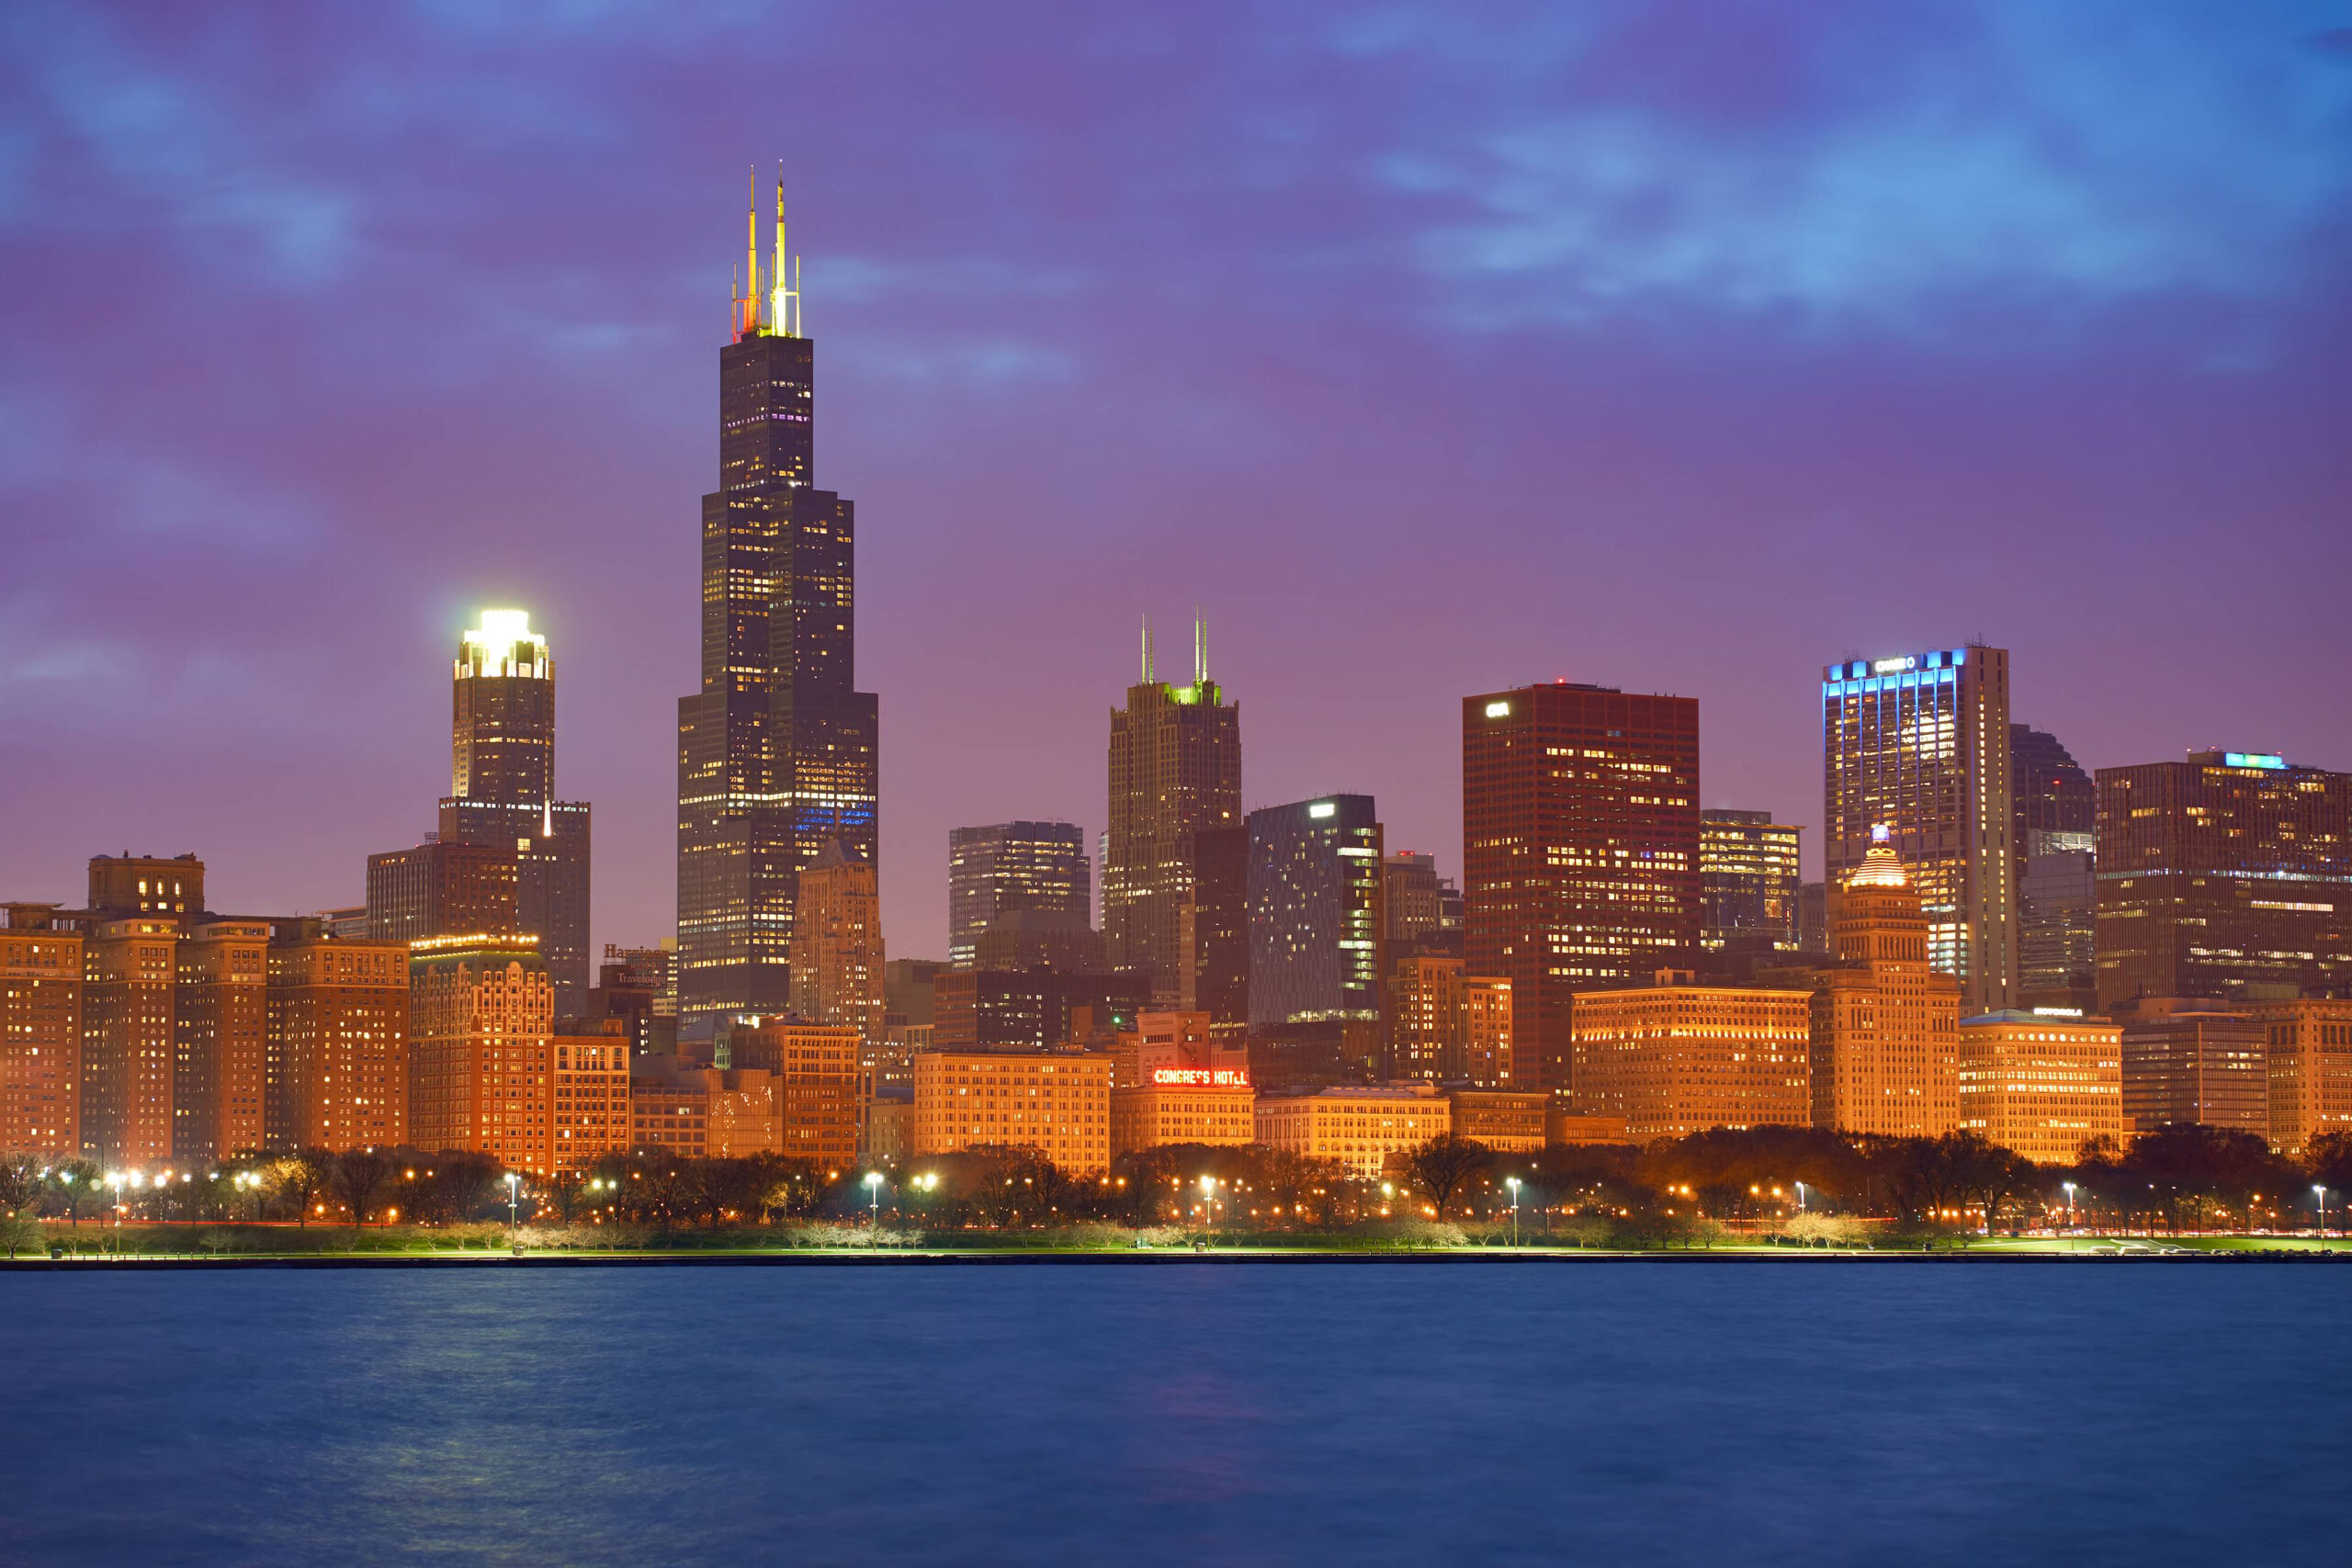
[1849,824,1908,888]
[770,164,790,337]
[1193,610,1208,685]
[1140,615,1155,683]
[740,165,759,340]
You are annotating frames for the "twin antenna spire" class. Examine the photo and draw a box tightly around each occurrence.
[731,164,803,342]
[1140,612,1211,686]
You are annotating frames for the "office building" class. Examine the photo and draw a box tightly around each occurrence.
[1383,852,1463,957]
[583,942,678,1057]
[629,1058,711,1158]
[172,919,270,1163]
[947,822,1091,968]
[435,609,593,1018]
[1956,1011,2124,1165]
[550,1023,631,1171]
[1699,809,1802,953]
[2012,723,2095,849]
[677,180,879,1041]
[1253,1083,1451,1178]
[1104,617,1240,1003]
[1798,883,1827,954]
[2009,724,2097,1010]
[1247,795,1384,1029]
[1822,646,2015,1014]
[79,917,178,1168]
[931,968,1149,1053]
[2116,997,2267,1137]
[789,840,884,1046]
[1445,1089,1546,1152]
[1800,830,1962,1137]
[1387,956,1513,1087]
[969,908,1106,973]
[366,840,517,947]
[1464,682,1702,1094]
[2250,998,2352,1156]
[1568,978,1812,1139]
[266,921,410,1153]
[1182,822,1250,1022]
[728,1016,862,1167]
[2094,751,2352,1009]
[0,904,81,1157]
[910,1050,1113,1170]
[406,935,555,1172]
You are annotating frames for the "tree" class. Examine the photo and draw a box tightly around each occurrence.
[2306,1130,2352,1197]
[1939,1133,2040,1232]
[0,1154,44,1216]
[1404,1134,1492,1216]
[276,1150,334,1228]
[334,1148,397,1230]
[48,1159,101,1226]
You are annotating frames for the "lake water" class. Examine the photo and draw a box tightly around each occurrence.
[2,1258,2344,1565]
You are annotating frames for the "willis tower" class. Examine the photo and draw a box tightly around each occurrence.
[677,174,878,1043]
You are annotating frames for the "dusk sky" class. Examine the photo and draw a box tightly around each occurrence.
[4,2,2348,961]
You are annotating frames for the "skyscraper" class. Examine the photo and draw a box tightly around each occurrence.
[1182,822,1250,1023]
[788,840,885,1048]
[436,609,592,1018]
[677,176,878,1042]
[1104,617,1239,1003]
[1464,682,1702,1096]
[1246,795,1384,1029]
[1698,808,1802,953]
[2011,723,2097,1010]
[1804,830,1962,1138]
[1822,646,2015,1015]
[2094,750,2352,1009]
[0,903,81,1158]
[947,821,1091,968]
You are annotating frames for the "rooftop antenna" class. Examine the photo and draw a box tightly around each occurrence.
[741,165,759,338]
[1140,615,1155,683]
[770,164,797,338]
[1193,609,1207,685]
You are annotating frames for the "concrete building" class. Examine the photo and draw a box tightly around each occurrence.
[1254,1083,1451,1178]
[551,1024,631,1171]
[173,919,270,1164]
[1956,1010,2124,1165]
[1447,1089,1546,1152]
[1802,832,1962,1139]
[910,1050,1113,1170]
[1568,978,1812,1140]
[266,921,410,1153]
[948,821,1091,969]
[1387,957,1513,1087]
[2250,998,2352,1156]
[80,917,179,1168]
[0,904,82,1158]
[1822,646,2015,1015]
[728,1016,862,1168]
[406,935,554,1173]
[788,840,884,1048]
[2117,997,2267,1137]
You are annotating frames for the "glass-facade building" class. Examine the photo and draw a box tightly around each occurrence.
[1822,646,2015,1017]
[1699,808,1801,952]
[2010,723,2096,1008]
[946,821,1091,968]
[676,191,878,1041]
[1246,795,1383,1028]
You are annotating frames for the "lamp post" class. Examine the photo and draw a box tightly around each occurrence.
[1506,1177,1521,1247]
[2316,1184,2330,1242]
[505,1171,520,1236]
[1199,1173,1218,1233]
[1794,1180,1807,1213]
[2063,1181,2077,1233]
[865,1170,885,1239]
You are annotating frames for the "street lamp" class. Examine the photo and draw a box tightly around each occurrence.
[505,1171,520,1235]
[2063,1181,2077,1231]
[2316,1184,2330,1241]
[1794,1180,1807,1212]
[865,1170,885,1233]
[1505,1177,1521,1247]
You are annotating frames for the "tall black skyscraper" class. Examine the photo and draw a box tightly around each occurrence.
[676,177,878,1042]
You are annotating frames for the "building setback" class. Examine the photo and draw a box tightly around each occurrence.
[1822,646,2015,1015]
[1464,682,1702,1095]
[2094,751,2352,1010]
[677,181,878,1042]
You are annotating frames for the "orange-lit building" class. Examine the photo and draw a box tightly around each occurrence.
[1254,1083,1450,1177]
[1111,1076,1255,1155]
[789,842,885,1048]
[1388,957,1514,1088]
[630,1060,709,1157]
[553,1024,631,1171]
[1546,1111,1631,1146]
[911,1050,1113,1170]
[729,1016,861,1168]
[1447,1089,1545,1152]
[1800,834,1962,1138]
[266,923,410,1152]
[407,936,555,1172]
[0,904,82,1157]
[2252,997,2352,1156]
[81,917,179,1168]
[1568,977,1811,1140]
[1956,1010,2124,1165]
[175,919,270,1162]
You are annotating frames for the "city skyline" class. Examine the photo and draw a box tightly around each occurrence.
[4,6,2349,966]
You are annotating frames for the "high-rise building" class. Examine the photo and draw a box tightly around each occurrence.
[1822,646,2015,1015]
[1699,809,1802,953]
[1182,822,1250,1023]
[969,909,1105,973]
[1801,831,1962,1138]
[2094,751,2352,1010]
[1386,956,1513,1087]
[172,919,270,1163]
[910,1050,1114,1169]
[80,916,178,1168]
[2011,723,2095,849]
[947,822,1091,969]
[436,609,592,1018]
[2009,723,2097,1010]
[788,840,884,1047]
[1104,618,1240,1004]
[2115,996,2267,1137]
[550,1023,631,1172]
[728,1016,863,1167]
[1464,682,1702,1096]
[266,920,410,1153]
[0,904,82,1157]
[930,969,1150,1052]
[584,943,678,1058]
[2248,998,2352,1156]
[1246,795,1384,1030]
[406,935,555,1172]
[1956,1010,2124,1165]
[677,179,878,1043]
[1568,978,1813,1139]
[366,840,517,947]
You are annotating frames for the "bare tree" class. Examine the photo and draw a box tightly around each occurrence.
[334,1148,397,1230]
[1405,1134,1492,1216]
[277,1150,334,1228]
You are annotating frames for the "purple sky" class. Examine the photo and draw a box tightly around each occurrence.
[4,3,2349,960]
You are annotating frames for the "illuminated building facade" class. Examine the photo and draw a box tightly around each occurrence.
[1822,646,2015,1015]
[2115,996,2267,1136]
[2250,998,2352,1156]
[2011,724,2097,1010]
[1464,682,1702,1095]
[173,919,270,1162]
[948,821,1091,968]
[1699,809,1801,953]
[1247,795,1384,1029]
[1956,1010,2124,1164]
[1253,1083,1450,1178]
[266,922,409,1152]
[1109,1076,1255,1154]
[584,942,678,1058]
[1802,834,1962,1137]
[366,840,517,948]
[80,918,178,1168]
[910,1050,1113,1170]
[728,1016,862,1167]
[437,610,592,1018]
[1386,957,1512,1087]
[0,904,82,1157]
[1104,617,1240,1004]
[406,936,555,1173]
[1567,980,1812,1139]
[1445,1089,1546,1152]
[551,1025,631,1172]
[788,840,884,1046]
[2093,751,2351,1009]
[677,179,878,1042]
